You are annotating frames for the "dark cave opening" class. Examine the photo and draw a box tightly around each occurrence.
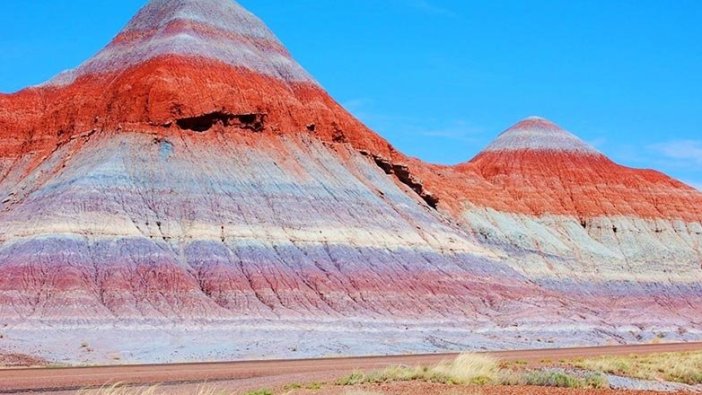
[176,112,266,132]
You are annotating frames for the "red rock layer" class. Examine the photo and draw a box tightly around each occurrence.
[383,118,702,222]
[454,150,702,221]
[0,56,394,164]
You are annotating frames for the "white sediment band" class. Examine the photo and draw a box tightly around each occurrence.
[484,116,600,154]
[45,0,316,86]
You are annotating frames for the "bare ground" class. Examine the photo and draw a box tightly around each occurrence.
[3,343,702,394]
[282,382,692,395]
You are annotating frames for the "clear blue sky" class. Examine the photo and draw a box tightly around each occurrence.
[1,1,700,189]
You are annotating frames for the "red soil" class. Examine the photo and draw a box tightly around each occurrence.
[286,383,690,395]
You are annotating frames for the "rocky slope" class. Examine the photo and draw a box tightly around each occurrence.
[0,0,700,363]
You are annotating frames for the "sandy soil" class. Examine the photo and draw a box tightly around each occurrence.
[66,382,695,395]
[0,352,46,368]
[286,382,694,394]
[3,342,702,393]
[291,383,693,394]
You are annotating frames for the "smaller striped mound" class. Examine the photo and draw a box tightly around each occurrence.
[484,116,600,154]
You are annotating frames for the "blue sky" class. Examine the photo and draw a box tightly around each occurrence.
[1,1,700,189]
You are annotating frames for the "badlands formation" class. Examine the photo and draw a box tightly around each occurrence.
[0,0,700,363]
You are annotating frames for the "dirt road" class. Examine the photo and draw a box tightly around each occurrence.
[2,342,701,393]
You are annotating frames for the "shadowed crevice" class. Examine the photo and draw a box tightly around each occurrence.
[176,111,266,133]
[363,152,439,210]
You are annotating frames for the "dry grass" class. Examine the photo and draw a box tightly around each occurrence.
[336,353,500,386]
[77,384,162,395]
[78,383,232,395]
[520,370,608,389]
[336,353,609,390]
[243,390,272,395]
[432,353,500,385]
[572,351,702,385]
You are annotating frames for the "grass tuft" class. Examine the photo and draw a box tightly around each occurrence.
[78,384,230,395]
[335,353,611,390]
[432,353,500,385]
[524,371,581,388]
[337,353,499,386]
[522,370,606,388]
[573,351,702,385]
[77,383,160,395]
[305,382,323,390]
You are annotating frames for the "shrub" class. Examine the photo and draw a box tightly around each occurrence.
[305,382,323,390]
[584,372,609,389]
[574,351,702,385]
[524,371,583,388]
[77,384,160,395]
[244,390,273,395]
[336,353,498,386]
[431,353,499,385]
[337,371,367,386]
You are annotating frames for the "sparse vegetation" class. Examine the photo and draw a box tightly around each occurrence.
[432,353,500,385]
[82,351,702,395]
[337,353,499,386]
[195,386,231,395]
[525,371,580,388]
[522,370,607,389]
[77,384,161,395]
[335,353,610,390]
[305,382,323,390]
[572,351,702,385]
[337,371,367,386]
[282,381,323,391]
[77,384,230,395]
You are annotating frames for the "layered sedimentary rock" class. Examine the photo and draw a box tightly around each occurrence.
[0,130,541,322]
[453,118,702,327]
[0,0,544,327]
[0,0,700,363]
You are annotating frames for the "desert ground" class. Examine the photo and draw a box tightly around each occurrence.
[2,342,701,394]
